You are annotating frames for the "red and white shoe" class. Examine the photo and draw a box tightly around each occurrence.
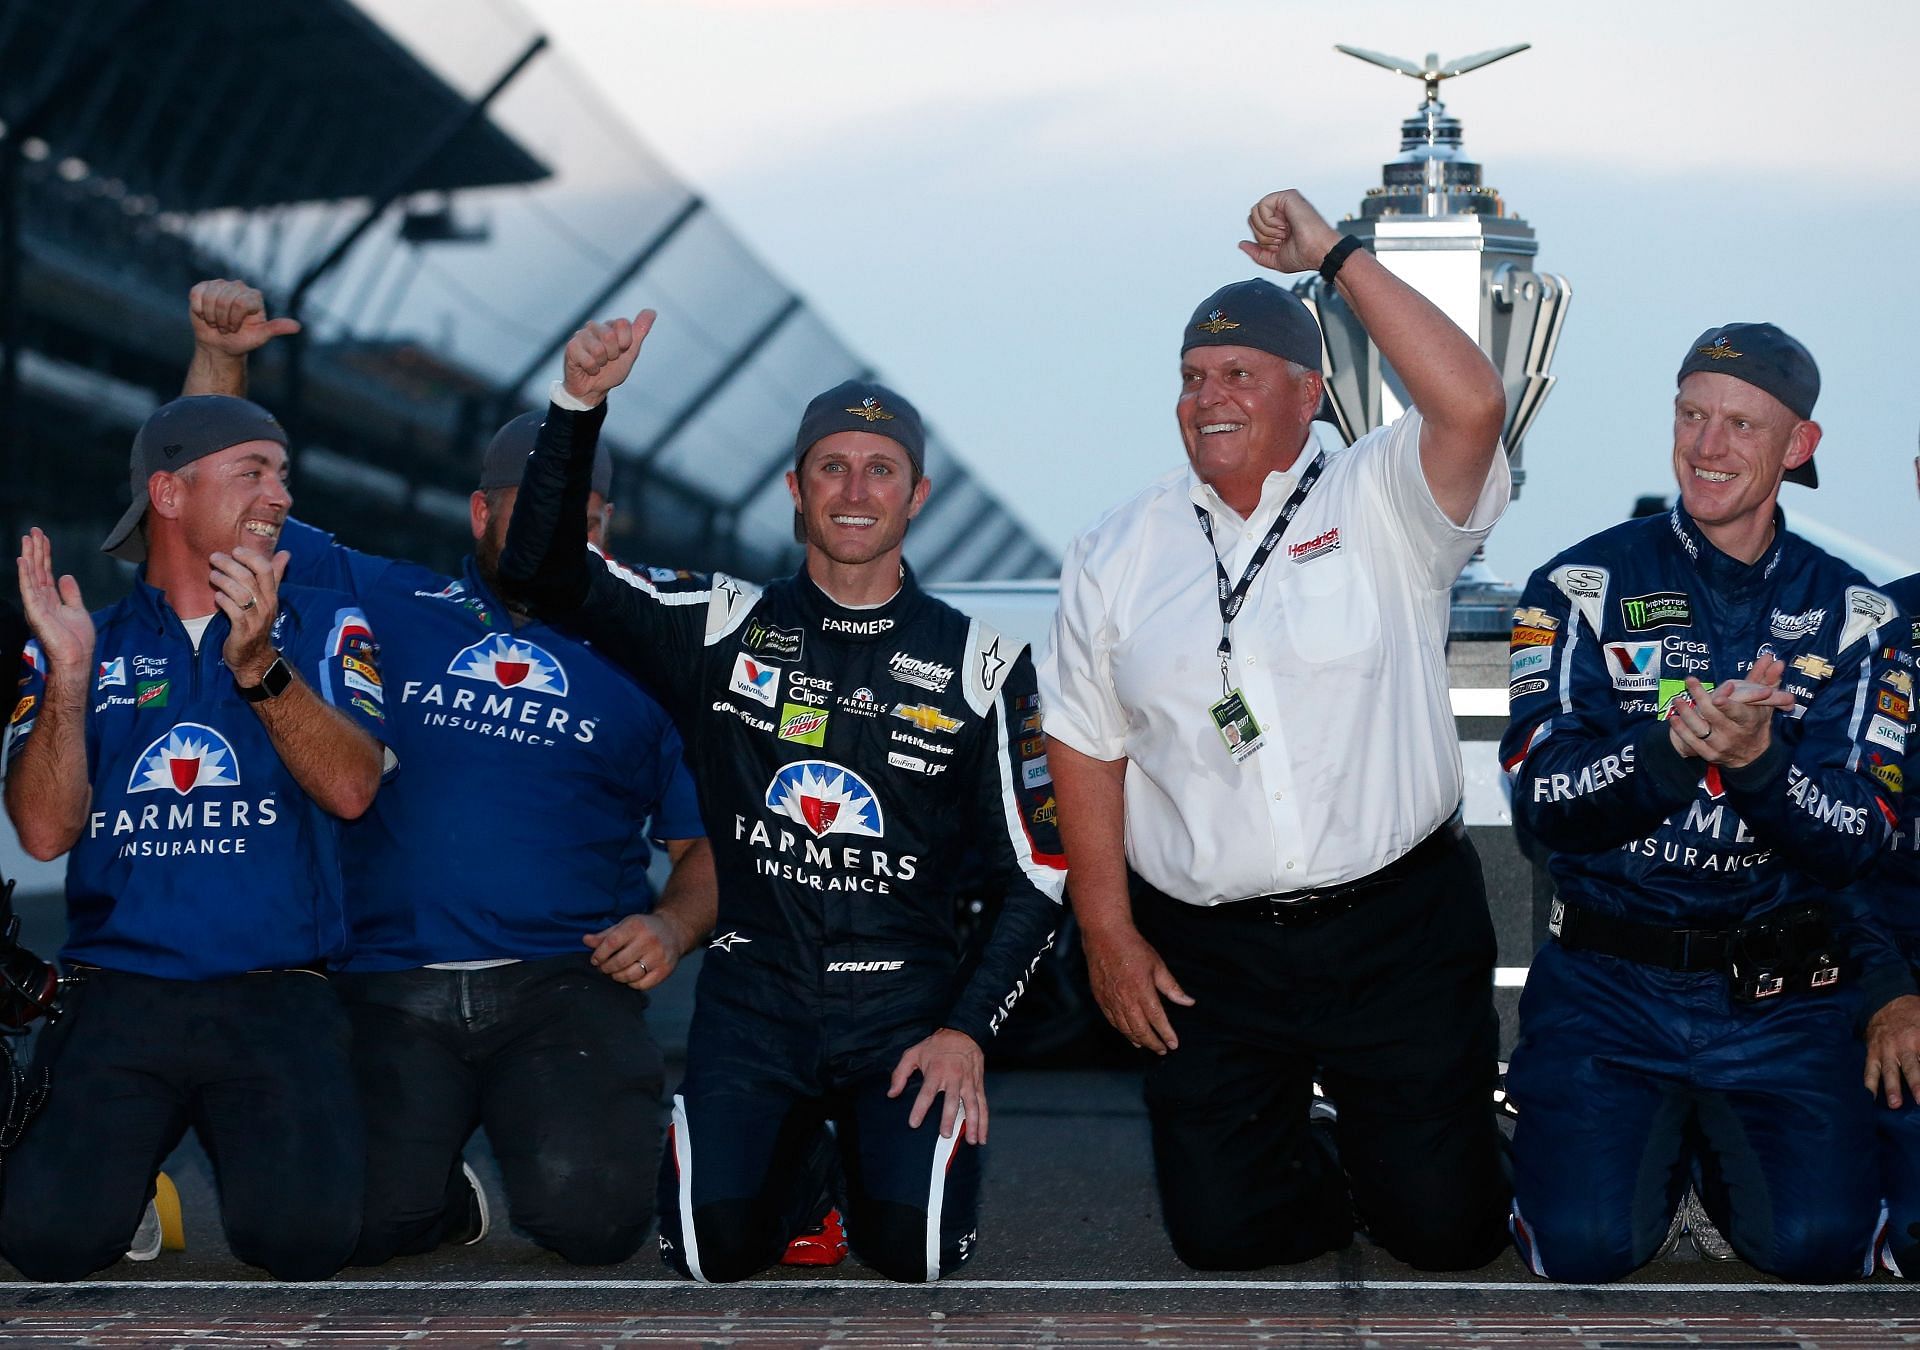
[780,1207,848,1266]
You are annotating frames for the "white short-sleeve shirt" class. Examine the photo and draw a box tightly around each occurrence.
[1040,410,1509,904]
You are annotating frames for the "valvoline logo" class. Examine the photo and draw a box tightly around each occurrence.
[765,759,884,839]
[127,723,242,796]
[447,634,569,696]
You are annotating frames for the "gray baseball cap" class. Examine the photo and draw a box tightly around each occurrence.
[102,396,289,562]
[480,412,613,498]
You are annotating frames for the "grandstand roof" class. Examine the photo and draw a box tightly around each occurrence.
[0,0,546,211]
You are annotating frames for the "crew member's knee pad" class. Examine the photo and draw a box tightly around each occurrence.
[1509,1199,1650,1284]
[848,1198,953,1284]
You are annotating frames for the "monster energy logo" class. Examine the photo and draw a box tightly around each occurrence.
[1621,592,1691,632]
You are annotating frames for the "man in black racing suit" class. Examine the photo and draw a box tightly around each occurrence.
[499,310,1067,1284]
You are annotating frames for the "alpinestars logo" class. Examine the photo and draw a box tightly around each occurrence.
[128,723,242,795]
[765,760,884,839]
[447,635,569,696]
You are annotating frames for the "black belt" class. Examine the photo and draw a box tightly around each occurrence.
[1197,817,1466,929]
[1548,899,1731,972]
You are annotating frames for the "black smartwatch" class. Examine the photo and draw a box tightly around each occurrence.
[1318,234,1365,286]
[235,655,293,703]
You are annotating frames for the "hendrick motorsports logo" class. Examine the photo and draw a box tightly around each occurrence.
[448,634,569,696]
[765,759,884,839]
[128,723,242,796]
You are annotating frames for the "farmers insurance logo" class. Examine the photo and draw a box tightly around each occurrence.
[128,723,242,796]
[765,760,884,839]
[447,635,569,696]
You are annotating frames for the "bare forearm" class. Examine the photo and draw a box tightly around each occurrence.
[253,682,381,819]
[6,670,90,859]
[652,839,717,951]
[184,346,248,398]
[1047,736,1133,938]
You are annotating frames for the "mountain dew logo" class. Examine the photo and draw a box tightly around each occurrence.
[128,723,242,796]
[1657,678,1714,720]
[447,634,569,696]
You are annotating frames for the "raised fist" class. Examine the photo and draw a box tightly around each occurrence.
[1239,190,1342,276]
[562,311,657,408]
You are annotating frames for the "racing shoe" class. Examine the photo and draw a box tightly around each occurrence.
[781,1205,849,1267]
[1653,1200,1690,1262]
[127,1172,184,1262]
[444,1160,491,1247]
[1680,1188,1736,1262]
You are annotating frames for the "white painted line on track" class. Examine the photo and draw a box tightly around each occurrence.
[6,1278,1916,1294]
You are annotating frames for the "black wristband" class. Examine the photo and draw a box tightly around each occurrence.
[1318,234,1364,286]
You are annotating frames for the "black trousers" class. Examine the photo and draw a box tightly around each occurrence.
[336,954,664,1267]
[0,968,363,1281]
[1132,828,1510,1272]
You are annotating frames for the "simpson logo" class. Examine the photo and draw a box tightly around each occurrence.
[888,651,954,693]
[1603,641,1660,693]
[891,703,962,734]
[127,723,242,796]
[1287,526,1341,564]
[448,634,568,696]
[743,619,804,663]
[1840,587,1897,654]
[778,703,830,747]
[728,652,780,708]
[1621,592,1691,632]
[97,657,127,689]
[765,759,884,840]
[1769,607,1826,641]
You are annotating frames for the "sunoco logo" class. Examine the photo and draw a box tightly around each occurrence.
[887,652,953,693]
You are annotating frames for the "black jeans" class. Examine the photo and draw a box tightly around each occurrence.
[1133,828,1511,1272]
[336,954,664,1266]
[0,967,363,1281]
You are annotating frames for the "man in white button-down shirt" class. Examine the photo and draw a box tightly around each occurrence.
[1041,188,1512,1272]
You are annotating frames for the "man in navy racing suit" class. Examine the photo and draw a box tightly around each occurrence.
[497,310,1067,1283]
[1500,322,1908,1282]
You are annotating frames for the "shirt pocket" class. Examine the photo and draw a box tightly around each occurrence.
[1280,550,1381,664]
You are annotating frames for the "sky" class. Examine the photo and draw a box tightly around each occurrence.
[512,0,1920,585]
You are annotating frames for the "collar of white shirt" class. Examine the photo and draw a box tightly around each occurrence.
[1185,460,1306,553]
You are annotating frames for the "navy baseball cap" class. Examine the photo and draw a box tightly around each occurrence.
[793,380,925,474]
[480,412,613,498]
[1182,279,1324,372]
[102,396,289,561]
[1677,322,1821,488]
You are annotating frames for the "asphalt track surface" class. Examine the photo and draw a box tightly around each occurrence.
[5,948,1920,1346]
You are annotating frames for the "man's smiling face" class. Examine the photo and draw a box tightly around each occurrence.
[1177,345,1322,493]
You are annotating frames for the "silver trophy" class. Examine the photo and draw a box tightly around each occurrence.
[1300,43,1571,633]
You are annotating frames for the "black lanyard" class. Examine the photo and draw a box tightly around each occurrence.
[1192,450,1327,695]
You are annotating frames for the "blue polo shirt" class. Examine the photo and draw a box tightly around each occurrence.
[4,575,389,980]
[279,519,698,970]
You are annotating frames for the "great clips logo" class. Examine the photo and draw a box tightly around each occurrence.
[447,635,569,696]
[764,760,884,839]
[127,724,241,795]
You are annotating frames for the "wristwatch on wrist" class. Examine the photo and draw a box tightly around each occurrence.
[235,654,293,703]
[1318,234,1365,286]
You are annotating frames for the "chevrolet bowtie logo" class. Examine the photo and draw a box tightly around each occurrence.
[846,397,895,422]
[1697,339,1743,361]
[1195,309,1240,335]
[891,702,962,734]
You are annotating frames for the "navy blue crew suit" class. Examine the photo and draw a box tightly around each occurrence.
[1500,505,1908,1282]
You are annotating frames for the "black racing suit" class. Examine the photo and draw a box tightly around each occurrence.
[499,400,1067,1283]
